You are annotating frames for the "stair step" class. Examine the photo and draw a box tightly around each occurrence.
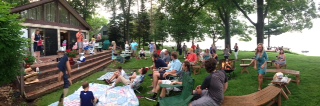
[25,59,113,100]
[24,56,112,93]
[30,51,112,71]
[36,53,112,79]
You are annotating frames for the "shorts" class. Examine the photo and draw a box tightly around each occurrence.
[191,90,219,106]
[162,80,182,91]
[34,42,43,52]
[159,71,173,80]
[77,42,83,49]
[63,74,70,88]
[140,54,145,57]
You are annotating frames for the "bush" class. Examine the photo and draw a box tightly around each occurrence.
[0,2,28,86]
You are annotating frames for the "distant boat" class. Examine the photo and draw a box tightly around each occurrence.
[301,51,309,53]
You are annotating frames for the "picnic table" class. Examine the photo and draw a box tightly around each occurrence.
[241,59,253,64]
[241,59,273,66]
[272,77,291,100]
[266,69,300,85]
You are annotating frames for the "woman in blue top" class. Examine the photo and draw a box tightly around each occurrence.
[254,43,269,91]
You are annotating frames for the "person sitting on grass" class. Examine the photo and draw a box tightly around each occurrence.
[149,52,182,94]
[110,67,148,88]
[139,48,147,60]
[186,48,198,65]
[104,66,126,84]
[80,82,99,106]
[145,61,191,101]
[190,58,228,106]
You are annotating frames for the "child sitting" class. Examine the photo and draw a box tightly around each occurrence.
[139,48,147,60]
[80,82,99,106]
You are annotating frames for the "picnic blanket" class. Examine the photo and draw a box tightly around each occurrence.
[49,83,139,106]
[97,72,130,80]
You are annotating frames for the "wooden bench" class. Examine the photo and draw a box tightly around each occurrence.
[222,86,283,106]
[266,69,300,85]
[240,61,254,74]
[267,61,274,67]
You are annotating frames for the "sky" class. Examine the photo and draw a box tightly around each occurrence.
[95,0,320,56]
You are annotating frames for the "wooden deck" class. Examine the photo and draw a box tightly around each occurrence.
[20,50,113,100]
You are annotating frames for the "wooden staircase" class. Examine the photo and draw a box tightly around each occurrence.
[22,50,113,100]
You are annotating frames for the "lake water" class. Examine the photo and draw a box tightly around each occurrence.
[162,25,320,57]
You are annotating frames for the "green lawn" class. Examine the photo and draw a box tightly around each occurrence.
[37,50,320,106]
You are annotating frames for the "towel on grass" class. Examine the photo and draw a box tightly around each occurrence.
[49,83,139,106]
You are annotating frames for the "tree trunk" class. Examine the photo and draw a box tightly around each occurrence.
[224,16,231,48]
[268,29,270,48]
[256,0,264,44]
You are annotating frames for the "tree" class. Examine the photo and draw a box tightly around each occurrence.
[136,0,150,48]
[159,0,209,48]
[0,2,28,85]
[232,0,319,44]
[152,9,169,48]
[104,0,135,43]
[2,0,29,7]
[108,14,125,48]
[196,3,251,47]
[67,0,103,20]
[87,15,109,37]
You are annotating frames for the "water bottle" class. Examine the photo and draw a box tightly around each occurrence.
[36,67,39,73]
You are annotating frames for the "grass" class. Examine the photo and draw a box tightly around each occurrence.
[37,50,320,106]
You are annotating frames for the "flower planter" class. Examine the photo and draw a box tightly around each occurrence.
[69,57,75,65]
[25,64,31,68]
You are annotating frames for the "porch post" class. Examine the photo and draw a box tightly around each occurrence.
[57,28,61,50]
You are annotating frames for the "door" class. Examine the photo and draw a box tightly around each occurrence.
[44,29,58,56]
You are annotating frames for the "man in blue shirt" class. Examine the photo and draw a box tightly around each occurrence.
[130,40,138,57]
[80,82,98,106]
[57,51,72,106]
[149,52,182,94]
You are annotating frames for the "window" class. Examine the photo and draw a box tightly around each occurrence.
[44,2,56,22]
[59,3,69,24]
[103,31,107,35]
[20,6,42,20]
[70,15,80,26]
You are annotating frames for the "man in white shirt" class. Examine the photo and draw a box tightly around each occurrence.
[105,66,126,84]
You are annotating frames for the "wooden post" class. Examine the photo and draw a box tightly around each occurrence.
[20,62,25,97]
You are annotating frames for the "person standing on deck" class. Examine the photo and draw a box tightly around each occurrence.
[76,29,84,54]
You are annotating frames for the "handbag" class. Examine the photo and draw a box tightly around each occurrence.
[37,40,43,46]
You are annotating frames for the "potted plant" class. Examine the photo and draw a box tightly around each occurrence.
[24,55,36,68]
[66,49,77,65]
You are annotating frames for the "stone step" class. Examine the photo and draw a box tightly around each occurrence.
[30,51,112,71]
[24,55,111,93]
[35,53,112,79]
[25,59,113,100]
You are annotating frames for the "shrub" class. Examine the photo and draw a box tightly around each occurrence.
[0,2,28,86]
[24,54,36,65]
